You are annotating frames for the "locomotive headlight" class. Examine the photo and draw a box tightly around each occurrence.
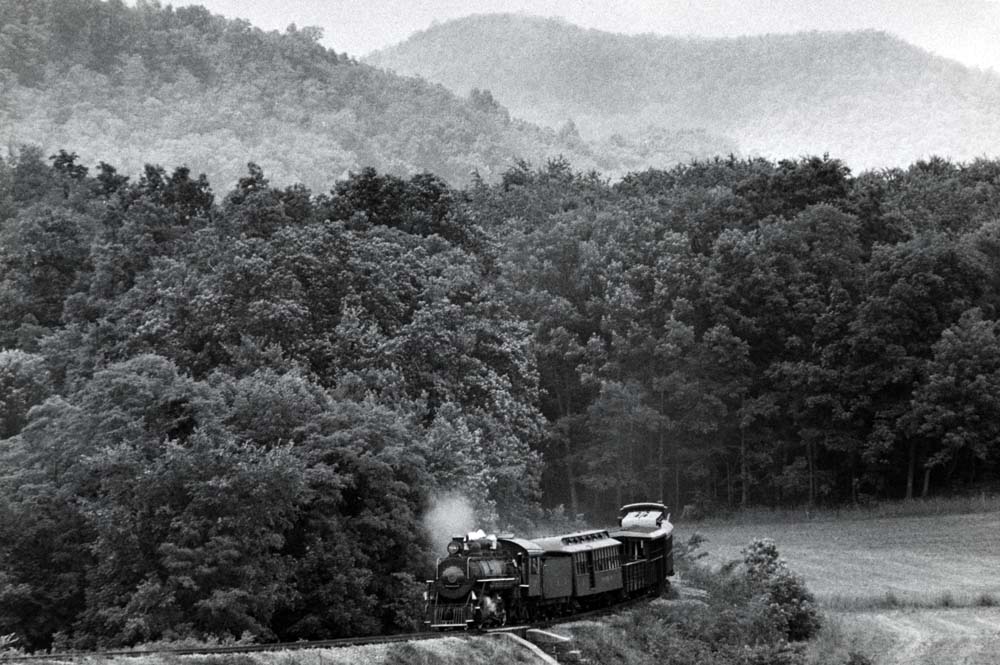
[447,541,461,555]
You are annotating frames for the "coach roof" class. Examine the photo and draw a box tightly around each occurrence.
[497,537,544,555]
[532,529,621,554]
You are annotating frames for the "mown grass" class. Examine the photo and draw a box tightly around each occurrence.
[673,499,1000,664]
[675,508,1000,607]
[686,493,1000,527]
[805,606,1000,665]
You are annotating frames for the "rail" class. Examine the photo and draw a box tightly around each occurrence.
[0,626,533,662]
[1,587,665,662]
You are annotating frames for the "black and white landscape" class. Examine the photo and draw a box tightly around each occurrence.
[2,1,1000,662]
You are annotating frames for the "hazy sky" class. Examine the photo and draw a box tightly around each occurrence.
[165,0,1000,70]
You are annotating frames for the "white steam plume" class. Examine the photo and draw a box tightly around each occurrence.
[424,493,477,555]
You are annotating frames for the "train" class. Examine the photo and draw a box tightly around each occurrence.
[424,502,674,629]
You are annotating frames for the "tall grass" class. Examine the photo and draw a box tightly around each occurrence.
[383,637,537,665]
[804,615,884,665]
[823,590,1000,612]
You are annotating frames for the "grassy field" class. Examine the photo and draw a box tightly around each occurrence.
[676,501,1000,664]
[806,607,1000,665]
[676,508,1000,608]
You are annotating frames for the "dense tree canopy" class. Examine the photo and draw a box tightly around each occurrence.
[470,153,1000,515]
[4,147,1000,649]
[0,151,541,649]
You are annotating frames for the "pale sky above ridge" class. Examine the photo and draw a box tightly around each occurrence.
[159,0,1000,71]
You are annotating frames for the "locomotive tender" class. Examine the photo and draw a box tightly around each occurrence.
[424,502,674,629]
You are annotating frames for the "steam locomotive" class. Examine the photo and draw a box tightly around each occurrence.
[424,502,673,629]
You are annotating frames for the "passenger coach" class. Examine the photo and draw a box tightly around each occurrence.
[611,502,674,595]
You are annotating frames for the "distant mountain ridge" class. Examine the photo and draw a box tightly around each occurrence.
[367,14,1000,170]
[0,0,738,189]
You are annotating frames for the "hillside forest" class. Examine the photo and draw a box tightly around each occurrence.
[0,0,734,191]
[4,145,1000,649]
[368,14,1000,171]
[5,0,1000,654]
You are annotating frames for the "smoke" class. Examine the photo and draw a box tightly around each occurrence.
[423,493,478,555]
[523,504,594,540]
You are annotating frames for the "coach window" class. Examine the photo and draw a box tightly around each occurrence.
[530,556,539,574]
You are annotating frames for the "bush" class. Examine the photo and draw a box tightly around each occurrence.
[380,572,425,633]
[742,538,821,641]
[742,538,785,583]
[0,632,21,655]
[740,641,806,665]
[976,593,997,607]
[569,602,809,665]
[762,570,821,640]
[675,532,710,563]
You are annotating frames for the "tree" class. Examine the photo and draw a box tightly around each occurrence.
[848,233,989,499]
[581,380,659,507]
[0,396,95,650]
[75,430,305,646]
[495,203,619,514]
[733,155,851,220]
[283,398,430,637]
[903,309,1000,495]
[0,350,52,438]
[0,203,95,348]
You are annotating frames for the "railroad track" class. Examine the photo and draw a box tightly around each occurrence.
[0,632,444,662]
[1,590,666,662]
[0,626,534,662]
